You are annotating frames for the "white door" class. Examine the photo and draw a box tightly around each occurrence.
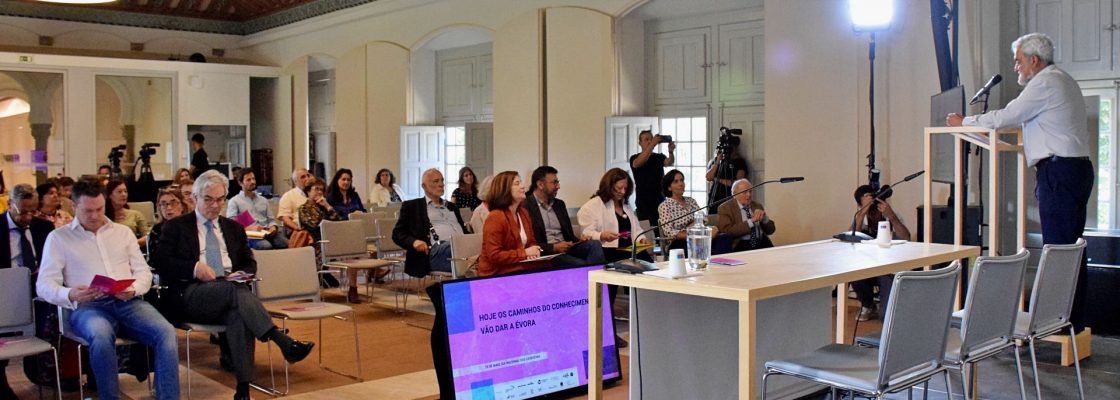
[465,122,494,179]
[477,55,494,116]
[604,116,659,173]
[400,126,446,199]
[718,21,764,103]
[654,27,710,104]
[1026,0,1111,74]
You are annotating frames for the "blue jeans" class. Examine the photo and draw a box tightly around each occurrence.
[249,229,289,250]
[70,298,179,400]
[429,242,453,272]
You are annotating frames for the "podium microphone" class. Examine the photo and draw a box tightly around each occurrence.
[606,176,804,274]
[969,74,1002,105]
[834,170,924,243]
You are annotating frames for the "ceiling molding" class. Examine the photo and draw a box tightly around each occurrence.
[0,0,378,35]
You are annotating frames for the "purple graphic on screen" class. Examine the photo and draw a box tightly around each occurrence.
[444,266,619,400]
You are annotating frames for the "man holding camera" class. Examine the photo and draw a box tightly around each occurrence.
[629,130,675,228]
[706,135,748,210]
[849,184,911,321]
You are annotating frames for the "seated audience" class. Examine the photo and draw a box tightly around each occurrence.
[716,179,775,252]
[524,166,605,267]
[226,168,288,250]
[36,182,73,229]
[55,176,76,215]
[0,184,53,398]
[451,166,482,210]
[148,187,184,254]
[298,177,342,242]
[177,181,196,213]
[849,184,911,321]
[577,168,650,263]
[278,168,312,235]
[392,168,467,277]
[105,178,150,247]
[154,170,313,400]
[36,179,180,400]
[368,168,405,207]
[469,176,493,233]
[479,171,550,276]
[658,169,718,251]
[326,168,366,218]
[173,168,192,186]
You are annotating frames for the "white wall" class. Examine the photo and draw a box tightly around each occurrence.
[492,9,544,176]
[0,15,251,61]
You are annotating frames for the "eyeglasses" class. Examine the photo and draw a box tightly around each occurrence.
[201,196,226,205]
[10,205,36,217]
[158,200,182,209]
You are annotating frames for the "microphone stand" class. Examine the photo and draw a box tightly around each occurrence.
[834,170,925,243]
[606,176,804,273]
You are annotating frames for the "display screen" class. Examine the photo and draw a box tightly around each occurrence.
[440,265,621,399]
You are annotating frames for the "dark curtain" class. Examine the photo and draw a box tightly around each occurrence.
[931,0,959,90]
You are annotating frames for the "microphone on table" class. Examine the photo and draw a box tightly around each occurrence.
[605,176,805,274]
[834,170,924,243]
[968,74,1002,105]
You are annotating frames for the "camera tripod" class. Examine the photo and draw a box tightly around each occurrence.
[706,149,740,213]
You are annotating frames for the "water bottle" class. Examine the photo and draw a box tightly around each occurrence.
[686,211,712,271]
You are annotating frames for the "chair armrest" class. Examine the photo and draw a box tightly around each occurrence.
[319,239,331,244]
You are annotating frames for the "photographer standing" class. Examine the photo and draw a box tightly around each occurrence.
[629,130,675,228]
[705,138,748,211]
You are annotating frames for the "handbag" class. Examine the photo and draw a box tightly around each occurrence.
[288,229,314,248]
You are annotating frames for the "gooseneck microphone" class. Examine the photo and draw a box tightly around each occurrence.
[969,74,1002,105]
[834,170,925,243]
[605,176,805,273]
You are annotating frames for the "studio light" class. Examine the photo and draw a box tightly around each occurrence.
[849,0,893,32]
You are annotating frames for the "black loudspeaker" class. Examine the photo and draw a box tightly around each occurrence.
[915,205,983,245]
[1083,233,1120,335]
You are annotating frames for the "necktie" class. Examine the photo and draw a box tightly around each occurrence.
[743,207,758,249]
[204,220,225,277]
[17,227,36,269]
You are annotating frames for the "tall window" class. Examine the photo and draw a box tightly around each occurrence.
[658,116,709,206]
[1099,99,1112,228]
[445,126,467,196]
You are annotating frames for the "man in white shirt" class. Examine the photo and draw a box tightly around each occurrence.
[947,32,1094,331]
[227,168,288,249]
[277,167,311,235]
[36,179,179,400]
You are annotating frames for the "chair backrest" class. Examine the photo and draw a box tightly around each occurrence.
[459,207,474,231]
[349,211,380,239]
[268,200,279,220]
[1025,238,1087,335]
[319,220,369,261]
[0,267,33,336]
[128,201,156,225]
[254,247,321,303]
[450,233,483,279]
[876,262,960,387]
[959,249,1030,358]
[374,218,405,254]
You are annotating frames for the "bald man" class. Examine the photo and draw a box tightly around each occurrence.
[392,169,468,277]
[277,168,312,235]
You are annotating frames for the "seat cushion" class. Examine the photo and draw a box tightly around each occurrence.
[325,259,396,270]
[764,344,881,393]
[266,302,352,320]
[856,328,964,364]
[0,336,54,360]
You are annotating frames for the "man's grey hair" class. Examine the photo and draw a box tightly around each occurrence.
[731,178,753,193]
[8,184,36,205]
[194,170,229,197]
[1012,33,1054,65]
[291,167,308,183]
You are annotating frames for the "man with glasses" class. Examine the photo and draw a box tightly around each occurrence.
[0,184,54,398]
[524,166,606,267]
[153,170,313,400]
[227,168,288,250]
[393,168,467,277]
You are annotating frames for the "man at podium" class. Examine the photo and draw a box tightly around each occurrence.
[946,32,1093,332]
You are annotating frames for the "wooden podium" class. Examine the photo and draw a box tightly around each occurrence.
[922,126,1027,253]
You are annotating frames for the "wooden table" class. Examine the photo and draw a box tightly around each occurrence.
[587,239,979,400]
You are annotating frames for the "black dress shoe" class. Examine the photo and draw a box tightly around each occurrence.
[281,340,314,363]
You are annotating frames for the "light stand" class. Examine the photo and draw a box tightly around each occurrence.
[849,0,893,191]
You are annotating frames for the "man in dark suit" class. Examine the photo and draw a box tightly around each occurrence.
[392,168,467,278]
[153,170,313,400]
[524,166,605,267]
[0,184,53,398]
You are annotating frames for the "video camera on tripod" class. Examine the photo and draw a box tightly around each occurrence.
[137,143,160,183]
[715,127,742,154]
[107,145,126,177]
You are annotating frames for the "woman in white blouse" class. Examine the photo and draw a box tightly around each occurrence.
[368,168,406,207]
[657,169,717,251]
[577,168,650,263]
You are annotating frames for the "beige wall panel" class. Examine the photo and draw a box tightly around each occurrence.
[335,46,370,196]
[492,9,543,176]
[365,42,410,188]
